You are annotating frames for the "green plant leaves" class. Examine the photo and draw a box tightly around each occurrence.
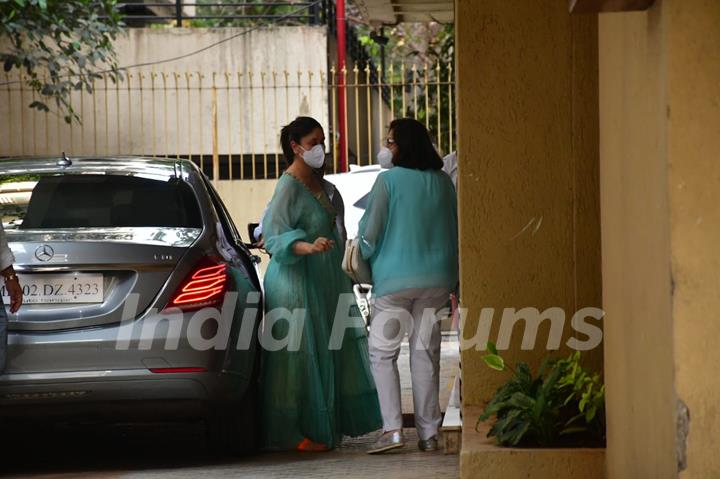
[483,354,505,371]
[478,349,606,447]
[28,100,49,112]
[493,410,531,447]
[508,392,535,410]
[482,341,505,371]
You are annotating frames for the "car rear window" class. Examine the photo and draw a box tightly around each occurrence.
[0,174,202,230]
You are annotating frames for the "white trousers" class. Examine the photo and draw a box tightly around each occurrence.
[369,287,451,441]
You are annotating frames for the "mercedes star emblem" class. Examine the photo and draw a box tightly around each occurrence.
[35,244,55,262]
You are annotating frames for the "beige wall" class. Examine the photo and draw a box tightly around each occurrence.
[214,179,278,273]
[214,179,278,240]
[601,1,720,477]
[455,0,602,414]
[599,5,677,477]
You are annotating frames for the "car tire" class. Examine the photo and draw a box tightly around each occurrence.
[206,382,258,457]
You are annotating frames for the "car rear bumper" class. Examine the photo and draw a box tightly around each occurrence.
[0,369,249,418]
[0,399,209,424]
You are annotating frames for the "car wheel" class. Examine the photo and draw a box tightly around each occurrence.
[206,383,258,456]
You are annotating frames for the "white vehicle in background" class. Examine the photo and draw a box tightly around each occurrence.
[324,164,385,324]
[324,164,384,240]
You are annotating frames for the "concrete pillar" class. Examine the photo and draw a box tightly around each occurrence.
[455,0,602,411]
[600,1,720,477]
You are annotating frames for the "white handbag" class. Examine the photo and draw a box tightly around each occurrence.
[341,237,372,285]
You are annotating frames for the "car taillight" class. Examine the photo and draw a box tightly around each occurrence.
[167,259,228,311]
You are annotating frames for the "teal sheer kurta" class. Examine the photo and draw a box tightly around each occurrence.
[358,167,459,298]
[260,173,382,450]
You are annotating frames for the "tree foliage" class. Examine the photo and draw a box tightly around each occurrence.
[354,20,455,154]
[187,0,312,28]
[357,21,454,68]
[0,0,125,123]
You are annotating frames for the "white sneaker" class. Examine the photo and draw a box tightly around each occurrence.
[367,430,405,454]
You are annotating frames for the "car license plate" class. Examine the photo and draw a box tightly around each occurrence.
[1,273,104,304]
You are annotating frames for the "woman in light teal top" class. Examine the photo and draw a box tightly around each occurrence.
[358,127,458,298]
[260,117,382,452]
[359,118,458,455]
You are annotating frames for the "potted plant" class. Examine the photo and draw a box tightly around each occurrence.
[478,342,605,448]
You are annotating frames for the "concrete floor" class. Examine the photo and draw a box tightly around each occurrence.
[3,336,459,479]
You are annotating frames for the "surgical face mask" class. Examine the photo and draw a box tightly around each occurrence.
[377,147,394,168]
[300,144,325,169]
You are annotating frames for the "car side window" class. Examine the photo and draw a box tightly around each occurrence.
[202,176,243,246]
[201,175,264,291]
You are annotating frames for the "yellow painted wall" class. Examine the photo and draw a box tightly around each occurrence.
[600,1,720,477]
[455,0,602,410]
[456,0,720,477]
[599,5,677,477]
[666,1,720,477]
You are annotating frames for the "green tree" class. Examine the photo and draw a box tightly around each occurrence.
[0,0,125,123]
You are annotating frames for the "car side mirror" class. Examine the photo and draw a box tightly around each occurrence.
[245,222,264,249]
[247,222,260,241]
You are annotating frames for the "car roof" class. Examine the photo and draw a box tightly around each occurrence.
[0,156,200,179]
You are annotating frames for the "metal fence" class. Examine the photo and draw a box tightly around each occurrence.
[0,62,455,180]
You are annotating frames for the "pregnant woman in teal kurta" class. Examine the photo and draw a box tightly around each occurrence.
[260,117,382,451]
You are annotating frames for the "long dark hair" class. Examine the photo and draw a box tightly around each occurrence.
[389,118,443,171]
[280,116,323,165]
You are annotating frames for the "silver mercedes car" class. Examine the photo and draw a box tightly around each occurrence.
[0,156,262,455]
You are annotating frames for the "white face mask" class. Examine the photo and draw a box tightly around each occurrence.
[301,144,326,169]
[377,147,394,169]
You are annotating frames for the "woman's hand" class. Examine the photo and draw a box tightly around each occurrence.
[5,277,22,313]
[310,237,335,253]
[293,237,335,255]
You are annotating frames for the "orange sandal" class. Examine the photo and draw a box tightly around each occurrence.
[296,438,329,452]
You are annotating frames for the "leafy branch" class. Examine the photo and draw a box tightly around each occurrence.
[1,0,125,123]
